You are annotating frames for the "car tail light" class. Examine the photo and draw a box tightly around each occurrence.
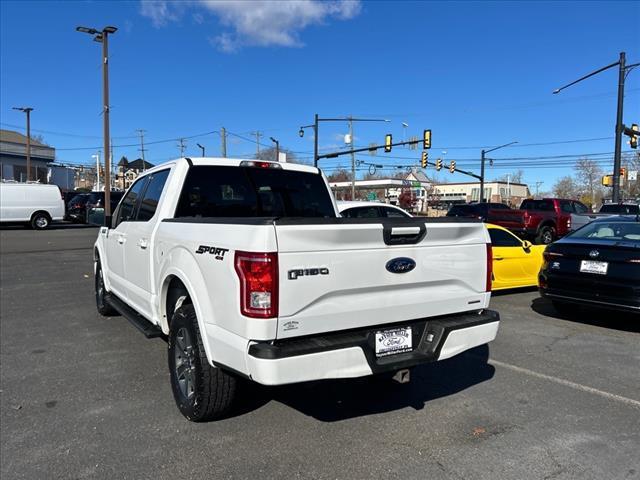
[486,243,493,292]
[234,251,278,318]
[543,251,563,261]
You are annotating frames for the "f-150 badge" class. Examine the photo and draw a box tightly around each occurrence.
[195,245,229,261]
[287,267,330,280]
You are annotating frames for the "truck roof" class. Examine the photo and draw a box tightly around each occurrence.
[146,157,320,176]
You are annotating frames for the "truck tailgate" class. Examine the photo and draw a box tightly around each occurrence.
[274,218,490,339]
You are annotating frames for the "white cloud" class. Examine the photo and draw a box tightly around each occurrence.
[139,0,362,52]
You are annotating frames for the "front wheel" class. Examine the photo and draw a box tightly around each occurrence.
[536,226,555,245]
[168,304,237,421]
[95,260,117,316]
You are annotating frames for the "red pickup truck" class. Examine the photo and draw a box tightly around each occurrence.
[487,198,589,244]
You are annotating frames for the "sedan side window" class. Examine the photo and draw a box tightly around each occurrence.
[489,228,522,247]
[573,202,589,214]
[114,177,148,227]
[343,207,380,218]
[384,207,409,218]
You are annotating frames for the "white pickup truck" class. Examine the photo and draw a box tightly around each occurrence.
[94,158,500,421]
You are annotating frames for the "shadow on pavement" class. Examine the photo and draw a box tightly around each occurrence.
[231,344,494,422]
[491,286,538,297]
[531,297,640,333]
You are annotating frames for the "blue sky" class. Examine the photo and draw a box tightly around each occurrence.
[1,0,639,191]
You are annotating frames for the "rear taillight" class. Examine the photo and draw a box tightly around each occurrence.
[486,243,493,292]
[543,251,563,261]
[234,251,278,318]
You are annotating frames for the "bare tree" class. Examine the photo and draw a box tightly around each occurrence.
[495,169,524,184]
[254,146,303,164]
[552,175,579,199]
[574,158,603,208]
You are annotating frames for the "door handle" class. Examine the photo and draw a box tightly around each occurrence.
[138,238,149,249]
[117,235,125,245]
[494,256,504,261]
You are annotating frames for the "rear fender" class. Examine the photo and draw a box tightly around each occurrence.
[157,247,217,364]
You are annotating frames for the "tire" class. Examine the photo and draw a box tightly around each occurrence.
[552,300,574,316]
[30,212,50,230]
[536,225,555,245]
[95,260,117,316]
[168,304,237,421]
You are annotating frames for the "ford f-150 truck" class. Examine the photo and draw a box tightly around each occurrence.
[488,198,589,244]
[94,158,500,421]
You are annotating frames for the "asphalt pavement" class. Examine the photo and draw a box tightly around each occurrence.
[1,226,639,480]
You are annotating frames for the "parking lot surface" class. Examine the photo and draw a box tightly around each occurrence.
[1,227,639,480]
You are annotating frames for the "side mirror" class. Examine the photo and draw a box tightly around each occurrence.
[522,240,532,251]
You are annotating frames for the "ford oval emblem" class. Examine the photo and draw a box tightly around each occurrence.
[589,250,599,258]
[386,257,416,274]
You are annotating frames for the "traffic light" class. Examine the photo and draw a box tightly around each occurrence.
[421,151,428,168]
[384,134,392,152]
[620,167,627,177]
[631,123,639,149]
[423,129,432,149]
[449,160,456,173]
[436,158,442,171]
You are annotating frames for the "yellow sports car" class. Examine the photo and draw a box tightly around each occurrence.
[487,224,546,290]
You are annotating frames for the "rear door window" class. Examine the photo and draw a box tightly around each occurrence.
[137,170,170,221]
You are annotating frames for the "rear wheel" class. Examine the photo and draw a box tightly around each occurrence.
[168,304,237,421]
[536,225,555,245]
[30,212,50,230]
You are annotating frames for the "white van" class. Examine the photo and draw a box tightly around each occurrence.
[0,182,65,229]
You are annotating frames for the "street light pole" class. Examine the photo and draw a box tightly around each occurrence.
[77,25,117,225]
[553,51,639,203]
[270,137,279,162]
[480,141,517,202]
[12,107,33,181]
[197,143,205,156]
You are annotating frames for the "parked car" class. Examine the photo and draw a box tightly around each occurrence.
[338,201,412,218]
[94,158,500,421]
[487,224,546,290]
[539,216,640,314]
[447,202,511,221]
[570,202,639,231]
[488,198,589,245]
[66,191,124,223]
[0,182,65,229]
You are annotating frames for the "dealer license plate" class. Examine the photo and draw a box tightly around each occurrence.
[580,260,608,275]
[375,327,412,357]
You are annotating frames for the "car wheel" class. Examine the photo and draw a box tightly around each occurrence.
[30,212,50,230]
[536,226,555,245]
[168,304,237,422]
[95,260,117,316]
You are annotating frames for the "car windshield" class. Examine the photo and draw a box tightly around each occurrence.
[567,221,640,244]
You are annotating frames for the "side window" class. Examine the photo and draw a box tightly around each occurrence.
[115,177,147,227]
[560,201,573,213]
[137,170,170,222]
[573,202,589,214]
[489,228,522,247]
[384,207,409,218]
[343,207,380,218]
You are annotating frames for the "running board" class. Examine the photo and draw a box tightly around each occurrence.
[105,294,164,339]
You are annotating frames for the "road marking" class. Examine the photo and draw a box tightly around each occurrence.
[489,358,640,409]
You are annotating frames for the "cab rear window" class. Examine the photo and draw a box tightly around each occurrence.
[174,166,336,218]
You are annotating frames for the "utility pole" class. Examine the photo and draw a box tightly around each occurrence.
[251,131,263,156]
[220,127,227,157]
[92,152,101,191]
[553,51,639,203]
[12,107,33,181]
[136,129,147,162]
[76,24,117,225]
[349,117,356,200]
[178,138,187,157]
